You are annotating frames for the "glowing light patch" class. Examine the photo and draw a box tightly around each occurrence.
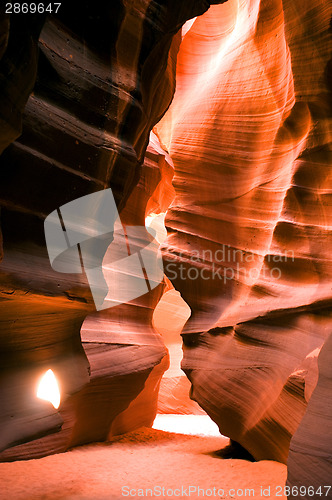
[145,213,167,244]
[182,17,197,37]
[37,369,61,409]
[153,415,223,437]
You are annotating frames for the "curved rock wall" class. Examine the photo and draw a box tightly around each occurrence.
[155,0,332,463]
[286,333,332,498]
[0,1,222,458]
[0,0,331,481]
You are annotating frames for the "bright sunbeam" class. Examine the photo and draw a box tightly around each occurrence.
[145,212,167,244]
[37,369,61,409]
[153,415,222,437]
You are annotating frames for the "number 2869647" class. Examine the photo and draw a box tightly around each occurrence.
[5,3,61,14]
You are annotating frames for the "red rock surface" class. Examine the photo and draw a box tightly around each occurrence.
[287,333,332,498]
[0,1,223,459]
[0,1,331,493]
[155,0,332,466]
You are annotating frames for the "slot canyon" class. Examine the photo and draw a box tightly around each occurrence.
[0,1,331,498]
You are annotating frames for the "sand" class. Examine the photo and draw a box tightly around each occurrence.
[0,423,287,500]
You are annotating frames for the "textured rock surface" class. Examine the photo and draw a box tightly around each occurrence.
[0,0,331,486]
[155,0,332,463]
[153,287,206,414]
[0,1,223,458]
[287,333,332,498]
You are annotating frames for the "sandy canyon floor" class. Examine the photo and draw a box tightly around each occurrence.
[0,417,286,500]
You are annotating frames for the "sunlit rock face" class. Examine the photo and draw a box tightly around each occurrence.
[0,0,331,482]
[286,333,332,497]
[156,0,332,464]
[0,1,223,458]
[73,133,174,449]
[153,286,206,415]
[0,133,173,460]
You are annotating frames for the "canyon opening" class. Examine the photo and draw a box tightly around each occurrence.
[0,1,331,499]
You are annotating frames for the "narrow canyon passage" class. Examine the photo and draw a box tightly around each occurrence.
[0,0,331,498]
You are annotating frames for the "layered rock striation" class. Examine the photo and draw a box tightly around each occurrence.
[156,0,332,464]
[0,1,223,458]
[0,0,331,487]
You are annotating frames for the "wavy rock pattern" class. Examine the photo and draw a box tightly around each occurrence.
[0,1,222,458]
[153,287,205,415]
[0,0,330,486]
[286,333,332,498]
[156,0,332,464]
